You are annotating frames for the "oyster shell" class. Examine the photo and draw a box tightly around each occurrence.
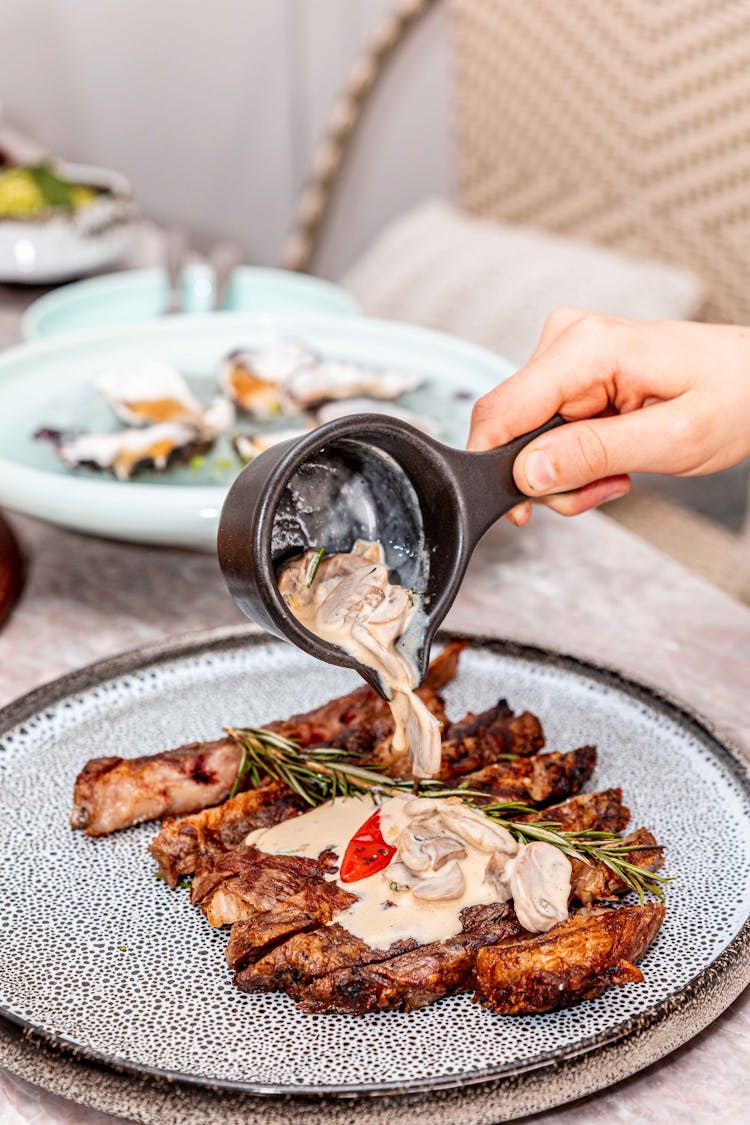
[283,360,423,410]
[218,341,314,416]
[96,361,206,427]
[232,425,314,464]
[316,397,439,435]
[56,423,211,480]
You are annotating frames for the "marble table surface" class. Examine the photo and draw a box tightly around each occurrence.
[1,259,749,1122]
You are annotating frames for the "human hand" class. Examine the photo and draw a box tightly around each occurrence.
[468,309,750,525]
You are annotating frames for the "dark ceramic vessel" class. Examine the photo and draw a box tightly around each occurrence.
[218,413,564,692]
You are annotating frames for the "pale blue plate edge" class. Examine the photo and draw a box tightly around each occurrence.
[21,266,361,340]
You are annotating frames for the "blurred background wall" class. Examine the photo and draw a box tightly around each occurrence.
[0,0,451,275]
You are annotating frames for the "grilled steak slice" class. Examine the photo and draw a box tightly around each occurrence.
[235,923,418,997]
[70,643,463,837]
[71,737,242,837]
[440,700,545,774]
[226,908,321,971]
[149,780,304,887]
[422,640,466,690]
[379,698,545,779]
[570,828,663,905]
[191,847,355,927]
[299,903,525,1014]
[474,903,666,1014]
[465,746,597,804]
[226,881,364,971]
[517,788,630,834]
[268,641,463,754]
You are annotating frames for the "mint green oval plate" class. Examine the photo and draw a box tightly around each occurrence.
[21,266,359,339]
[0,313,512,550]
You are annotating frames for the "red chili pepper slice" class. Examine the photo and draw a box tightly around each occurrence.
[339,809,397,883]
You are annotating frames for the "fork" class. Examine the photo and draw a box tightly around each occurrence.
[163,226,187,314]
[210,241,243,311]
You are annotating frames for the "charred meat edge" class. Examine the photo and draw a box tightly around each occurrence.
[474,902,666,1014]
[465,746,597,804]
[150,780,305,888]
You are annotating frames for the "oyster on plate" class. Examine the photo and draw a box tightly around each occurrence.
[97,360,233,433]
[283,360,423,411]
[232,425,314,464]
[52,422,214,481]
[218,341,314,417]
[218,338,424,417]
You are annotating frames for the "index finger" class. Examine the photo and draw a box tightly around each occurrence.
[467,314,624,451]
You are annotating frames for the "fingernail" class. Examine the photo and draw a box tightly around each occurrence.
[524,450,556,492]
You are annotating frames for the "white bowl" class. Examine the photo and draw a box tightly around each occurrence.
[0,159,136,284]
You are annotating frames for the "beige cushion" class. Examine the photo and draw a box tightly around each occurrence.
[342,199,705,365]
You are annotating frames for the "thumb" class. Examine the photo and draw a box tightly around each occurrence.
[513,405,690,495]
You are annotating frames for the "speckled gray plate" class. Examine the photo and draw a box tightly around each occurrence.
[0,629,748,1111]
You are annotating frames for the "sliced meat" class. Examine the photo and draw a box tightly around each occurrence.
[299,903,525,1014]
[226,907,321,971]
[327,684,447,764]
[380,698,545,779]
[149,780,304,887]
[267,641,464,754]
[190,846,355,927]
[570,828,663,905]
[517,788,630,834]
[465,746,597,804]
[235,923,418,997]
[71,737,242,837]
[423,640,466,690]
[474,903,666,1014]
[71,643,463,836]
[440,699,545,773]
[226,880,365,971]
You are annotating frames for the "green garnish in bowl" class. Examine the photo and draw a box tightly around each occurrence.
[0,162,104,219]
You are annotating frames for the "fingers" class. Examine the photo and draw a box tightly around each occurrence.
[468,312,625,451]
[505,475,631,527]
[528,306,591,359]
[506,501,533,526]
[513,403,694,495]
[540,474,631,515]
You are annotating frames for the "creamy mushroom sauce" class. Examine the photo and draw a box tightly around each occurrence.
[247,794,572,950]
[276,540,442,778]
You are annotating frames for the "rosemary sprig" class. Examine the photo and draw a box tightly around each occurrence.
[479,806,670,904]
[305,547,326,587]
[225,726,670,901]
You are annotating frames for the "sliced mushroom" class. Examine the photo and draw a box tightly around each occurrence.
[396,827,433,873]
[422,835,467,870]
[483,851,513,903]
[404,797,439,819]
[396,826,467,875]
[438,800,518,855]
[411,860,465,901]
[507,842,572,933]
[382,860,416,891]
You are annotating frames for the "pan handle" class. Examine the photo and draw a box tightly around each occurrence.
[446,414,568,547]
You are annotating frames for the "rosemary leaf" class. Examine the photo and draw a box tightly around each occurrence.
[305,547,326,587]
